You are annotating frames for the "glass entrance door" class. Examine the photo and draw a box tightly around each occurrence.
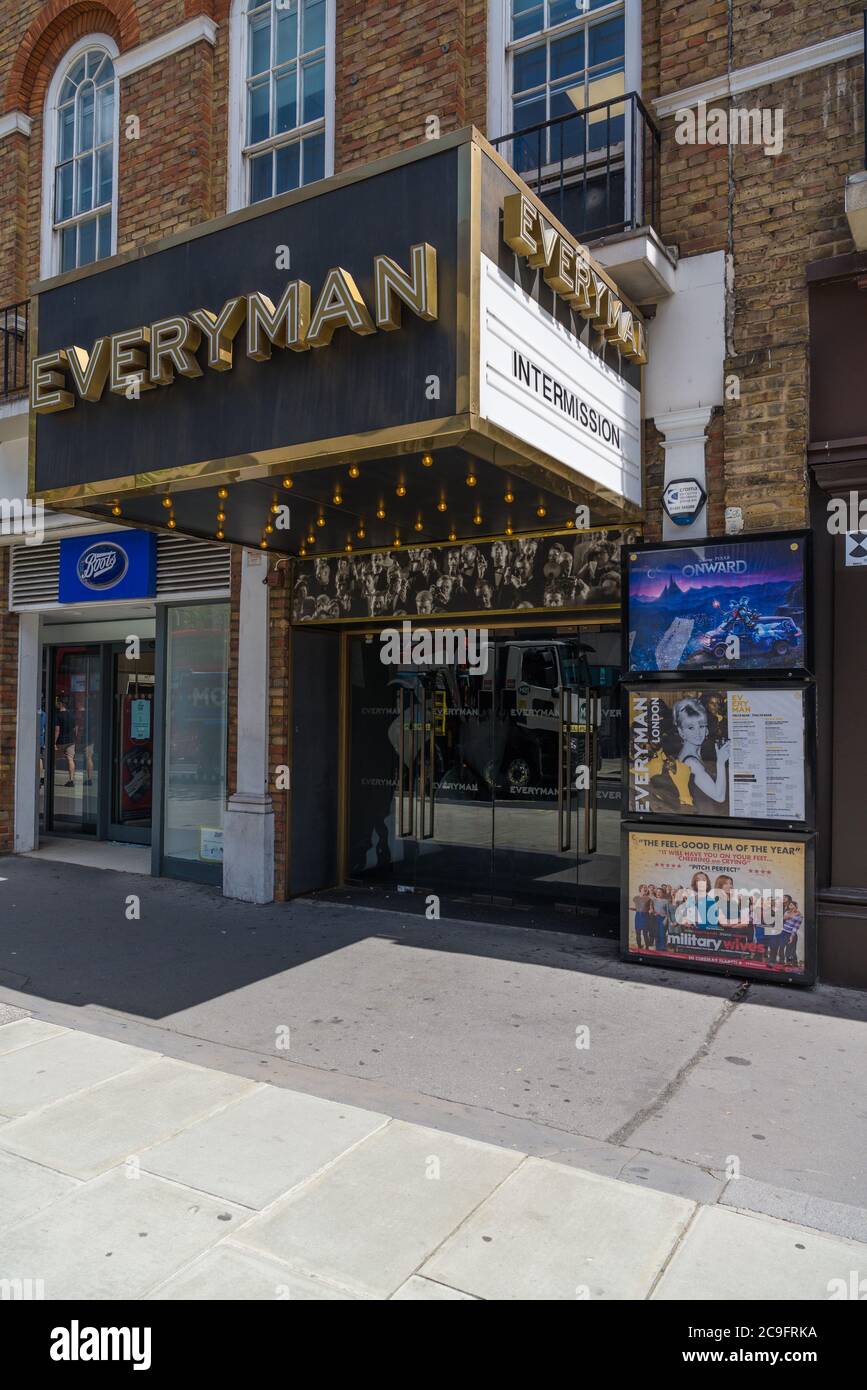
[490,633,594,906]
[45,640,156,844]
[346,626,623,916]
[347,635,493,891]
[399,660,494,893]
[49,645,102,835]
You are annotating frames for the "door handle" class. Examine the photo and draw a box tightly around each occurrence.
[397,687,414,838]
[558,687,572,852]
[418,690,436,839]
[581,687,599,855]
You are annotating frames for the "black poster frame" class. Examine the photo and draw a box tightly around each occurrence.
[620,678,816,832]
[619,823,817,987]
[620,528,813,681]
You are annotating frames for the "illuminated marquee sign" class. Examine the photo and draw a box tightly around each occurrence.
[502,192,646,365]
[30,244,437,414]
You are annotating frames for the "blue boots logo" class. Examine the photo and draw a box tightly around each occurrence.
[76,541,129,591]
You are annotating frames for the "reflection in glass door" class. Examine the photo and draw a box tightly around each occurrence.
[490,633,589,905]
[347,635,495,891]
[110,644,155,842]
[402,661,494,891]
[346,626,624,916]
[49,645,101,835]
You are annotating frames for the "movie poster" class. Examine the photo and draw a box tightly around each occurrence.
[622,826,812,981]
[293,528,639,622]
[626,686,807,822]
[626,534,807,673]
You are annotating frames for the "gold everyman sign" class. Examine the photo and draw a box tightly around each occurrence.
[502,193,646,364]
[30,243,438,413]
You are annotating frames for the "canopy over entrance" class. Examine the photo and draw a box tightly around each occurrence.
[29,128,646,553]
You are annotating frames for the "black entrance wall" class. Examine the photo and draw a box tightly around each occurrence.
[288,627,340,895]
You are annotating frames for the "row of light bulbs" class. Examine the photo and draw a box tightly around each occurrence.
[108,453,564,552]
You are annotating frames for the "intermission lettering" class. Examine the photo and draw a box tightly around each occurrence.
[30,243,438,414]
[512,351,623,451]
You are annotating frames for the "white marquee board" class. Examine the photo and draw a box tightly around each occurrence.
[478,253,642,505]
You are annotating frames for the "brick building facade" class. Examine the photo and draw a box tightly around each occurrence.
[1,1,865,982]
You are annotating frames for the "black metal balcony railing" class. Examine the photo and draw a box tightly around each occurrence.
[1,299,29,403]
[492,92,660,244]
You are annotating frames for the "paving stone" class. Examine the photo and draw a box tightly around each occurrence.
[391,1275,478,1300]
[142,1083,388,1208]
[0,1018,64,1054]
[422,1156,695,1300]
[234,1120,522,1299]
[0,1149,78,1231]
[148,1244,360,1300]
[0,1170,249,1300]
[0,1057,255,1178]
[653,1204,867,1301]
[0,1030,149,1116]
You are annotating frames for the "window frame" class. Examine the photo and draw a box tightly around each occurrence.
[227,0,336,213]
[41,33,120,280]
[487,0,641,143]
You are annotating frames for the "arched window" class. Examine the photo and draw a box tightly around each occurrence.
[43,38,118,276]
[228,0,334,211]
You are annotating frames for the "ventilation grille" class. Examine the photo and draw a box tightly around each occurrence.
[9,540,61,607]
[156,534,231,596]
[9,532,230,608]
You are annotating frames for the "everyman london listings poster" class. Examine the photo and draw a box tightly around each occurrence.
[625,685,808,824]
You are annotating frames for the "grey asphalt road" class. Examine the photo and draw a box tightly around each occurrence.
[1,855,865,1226]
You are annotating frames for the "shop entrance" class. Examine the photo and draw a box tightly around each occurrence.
[347,625,624,917]
[42,642,155,844]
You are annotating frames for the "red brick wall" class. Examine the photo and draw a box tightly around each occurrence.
[116,41,217,252]
[335,0,471,169]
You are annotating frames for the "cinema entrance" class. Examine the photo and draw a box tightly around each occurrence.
[344,621,625,920]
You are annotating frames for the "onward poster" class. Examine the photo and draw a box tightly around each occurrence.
[625,534,807,674]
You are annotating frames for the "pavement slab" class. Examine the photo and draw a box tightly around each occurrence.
[0,1056,256,1179]
[628,994,867,1207]
[0,1030,152,1116]
[391,1275,478,1300]
[0,1018,64,1054]
[0,1149,79,1231]
[233,1119,523,1299]
[652,1204,867,1301]
[0,1169,250,1300]
[141,1083,388,1209]
[147,1244,360,1301]
[422,1156,695,1300]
